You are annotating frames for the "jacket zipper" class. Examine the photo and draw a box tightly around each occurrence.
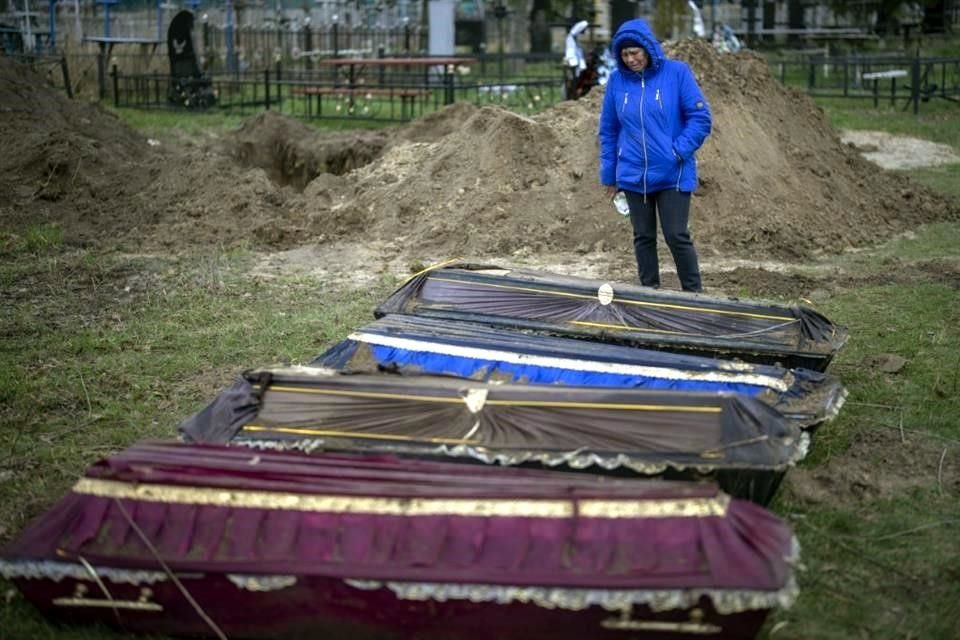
[640,75,647,202]
[618,93,628,162]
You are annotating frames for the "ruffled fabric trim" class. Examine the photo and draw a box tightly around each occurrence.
[226,574,298,591]
[343,576,800,615]
[0,559,168,584]
[231,433,811,473]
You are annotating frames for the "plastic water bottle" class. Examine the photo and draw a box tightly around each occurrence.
[612,191,630,216]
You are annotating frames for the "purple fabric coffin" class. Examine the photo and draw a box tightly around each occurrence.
[2,442,799,639]
[374,262,849,372]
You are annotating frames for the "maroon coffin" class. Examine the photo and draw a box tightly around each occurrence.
[2,441,799,639]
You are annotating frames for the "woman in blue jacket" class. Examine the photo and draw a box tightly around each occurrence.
[598,19,712,292]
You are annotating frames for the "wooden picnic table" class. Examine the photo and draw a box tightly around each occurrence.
[84,36,164,100]
[862,69,908,107]
[312,56,476,105]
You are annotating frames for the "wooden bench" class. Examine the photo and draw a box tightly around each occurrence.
[861,69,907,107]
[289,86,432,118]
[861,70,908,81]
[290,86,431,98]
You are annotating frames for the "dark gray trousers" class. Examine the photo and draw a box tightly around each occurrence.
[624,189,702,292]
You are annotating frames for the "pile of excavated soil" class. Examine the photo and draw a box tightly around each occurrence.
[667,39,955,259]
[1,44,957,261]
[0,57,164,247]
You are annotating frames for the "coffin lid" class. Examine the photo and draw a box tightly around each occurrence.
[178,366,808,472]
[3,442,798,597]
[311,314,847,428]
[373,261,849,368]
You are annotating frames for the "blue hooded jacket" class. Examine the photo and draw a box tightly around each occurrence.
[598,19,712,194]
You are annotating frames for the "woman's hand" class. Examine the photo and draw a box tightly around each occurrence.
[604,185,618,199]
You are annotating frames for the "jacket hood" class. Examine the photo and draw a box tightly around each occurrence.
[611,19,665,74]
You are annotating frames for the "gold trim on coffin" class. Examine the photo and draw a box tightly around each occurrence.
[72,478,730,519]
[262,385,725,414]
[427,276,797,322]
[242,424,479,445]
[601,605,721,634]
[53,583,162,612]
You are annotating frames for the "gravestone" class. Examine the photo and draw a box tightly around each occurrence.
[167,10,216,108]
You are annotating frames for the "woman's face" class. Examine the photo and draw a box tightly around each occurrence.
[620,46,648,72]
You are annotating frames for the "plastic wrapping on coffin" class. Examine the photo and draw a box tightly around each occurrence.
[2,442,799,640]
[373,262,849,372]
[311,314,847,432]
[179,366,807,505]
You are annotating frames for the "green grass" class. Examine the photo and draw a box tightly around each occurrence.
[111,105,396,139]
[0,244,397,640]
[806,279,960,455]
[775,492,960,639]
[759,278,960,637]
[765,40,960,196]
[761,94,960,639]
[0,223,65,255]
[111,109,248,136]
[816,99,960,199]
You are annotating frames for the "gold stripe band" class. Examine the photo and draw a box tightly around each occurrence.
[568,320,691,336]
[429,276,795,322]
[72,478,729,519]
[401,257,463,285]
[265,386,723,413]
[53,597,163,611]
[241,424,478,444]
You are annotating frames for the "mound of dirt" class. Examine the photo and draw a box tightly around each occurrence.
[783,428,959,506]
[667,40,956,259]
[1,46,957,261]
[285,41,957,260]
[305,105,581,257]
[0,57,164,246]
[391,101,483,144]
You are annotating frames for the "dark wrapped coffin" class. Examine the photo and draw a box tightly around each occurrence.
[1,442,799,640]
[313,314,847,431]
[374,262,849,372]
[179,366,808,505]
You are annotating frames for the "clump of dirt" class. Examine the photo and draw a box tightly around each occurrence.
[134,152,302,249]
[1,45,957,259]
[709,267,825,300]
[783,428,959,506]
